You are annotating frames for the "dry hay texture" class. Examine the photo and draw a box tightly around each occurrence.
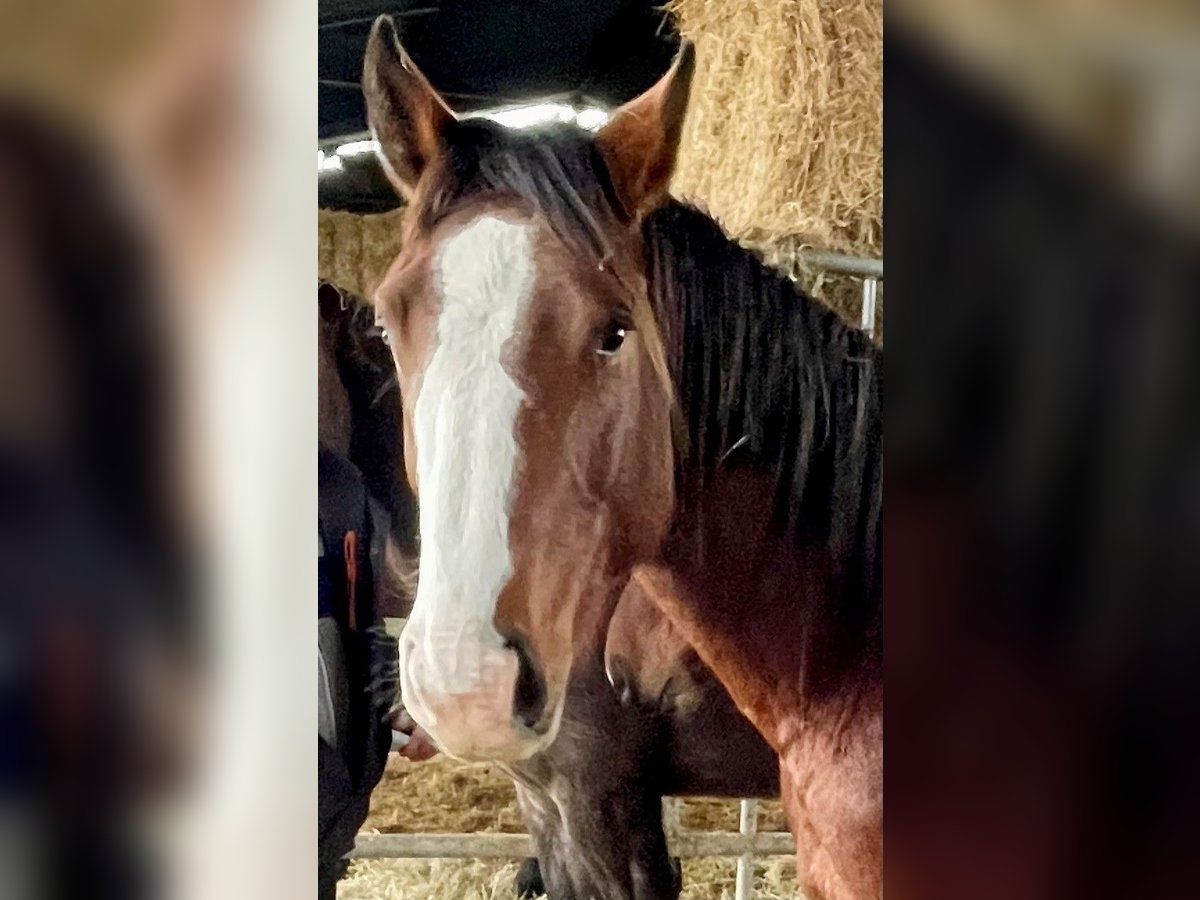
[670,0,882,258]
[319,207,405,303]
[341,755,801,899]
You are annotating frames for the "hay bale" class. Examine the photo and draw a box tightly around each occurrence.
[318,208,404,302]
[669,0,883,258]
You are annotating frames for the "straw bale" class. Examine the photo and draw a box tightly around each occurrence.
[341,754,801,898]
[669,0,883,258]
[318,207,405,302]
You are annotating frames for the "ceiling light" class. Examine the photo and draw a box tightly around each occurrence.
[318,150,344,173]
[317,104,611,173]
[334,139,379,158]
[574,107,610,131]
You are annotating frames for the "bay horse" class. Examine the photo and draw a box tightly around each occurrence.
[362,15,879,899]
[319,277,780,897]
[363,15,882,899]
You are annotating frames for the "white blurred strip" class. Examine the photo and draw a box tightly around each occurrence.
[174,0,317,897]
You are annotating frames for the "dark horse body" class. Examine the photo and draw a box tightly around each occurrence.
[510,634,779,899]
[318,284,779,899]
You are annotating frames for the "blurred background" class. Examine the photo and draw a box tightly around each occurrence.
[0,0,315,898]
[0,0,1197,898]
[885,4,1200,900]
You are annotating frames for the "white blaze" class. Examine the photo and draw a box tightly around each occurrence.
[399,215,535,739]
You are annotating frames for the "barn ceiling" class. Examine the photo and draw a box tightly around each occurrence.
[319,0,680,211]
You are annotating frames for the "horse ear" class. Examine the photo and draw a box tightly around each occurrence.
[362,15,454,199]
[596,41,696,220]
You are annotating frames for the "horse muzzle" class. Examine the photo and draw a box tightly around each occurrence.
[398,624,560,762]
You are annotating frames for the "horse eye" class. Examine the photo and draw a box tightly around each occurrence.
[597,322,628,357]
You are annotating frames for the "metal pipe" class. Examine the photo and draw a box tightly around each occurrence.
[861,276,879,337]
[351,829,794,860]
[734,799,759,900]
[798,249,883,279]
[352,833,531,859]
[662,797,682,838]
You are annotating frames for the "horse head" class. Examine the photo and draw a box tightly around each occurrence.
[364,14,695,761]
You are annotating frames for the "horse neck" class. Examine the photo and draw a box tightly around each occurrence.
[645,203,882,731]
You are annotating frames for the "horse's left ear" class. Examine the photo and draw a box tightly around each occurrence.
[596,41,696,221]
[362,15,454,199]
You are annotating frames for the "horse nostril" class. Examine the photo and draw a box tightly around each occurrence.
[509,637,547,731]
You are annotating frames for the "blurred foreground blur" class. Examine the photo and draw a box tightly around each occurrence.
[0,99,196,899]
[887,6,1200,900]
[1,1,315,898]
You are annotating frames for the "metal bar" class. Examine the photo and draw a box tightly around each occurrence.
[351,830,794,860]
[662,797,682,838]
[673,829,791,857]
[352,833,531,859]
[798,249,883,279]
[861,276,879,337]
[734,799,759,900]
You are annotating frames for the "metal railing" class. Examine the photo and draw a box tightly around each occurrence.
[350,824,795,860]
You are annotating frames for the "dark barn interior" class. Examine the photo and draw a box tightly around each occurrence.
[319,0,680,212]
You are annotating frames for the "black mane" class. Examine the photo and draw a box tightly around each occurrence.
[645,202,882,621]
[419,119,623,264]
[418,119,882,605]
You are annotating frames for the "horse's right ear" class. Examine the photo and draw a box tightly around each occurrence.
[362,15,454,199]
[595,41,696,221]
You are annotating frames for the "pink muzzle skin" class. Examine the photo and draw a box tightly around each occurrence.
[398,628,552,762]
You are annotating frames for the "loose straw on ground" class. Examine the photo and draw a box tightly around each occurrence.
[340,755,801,899]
